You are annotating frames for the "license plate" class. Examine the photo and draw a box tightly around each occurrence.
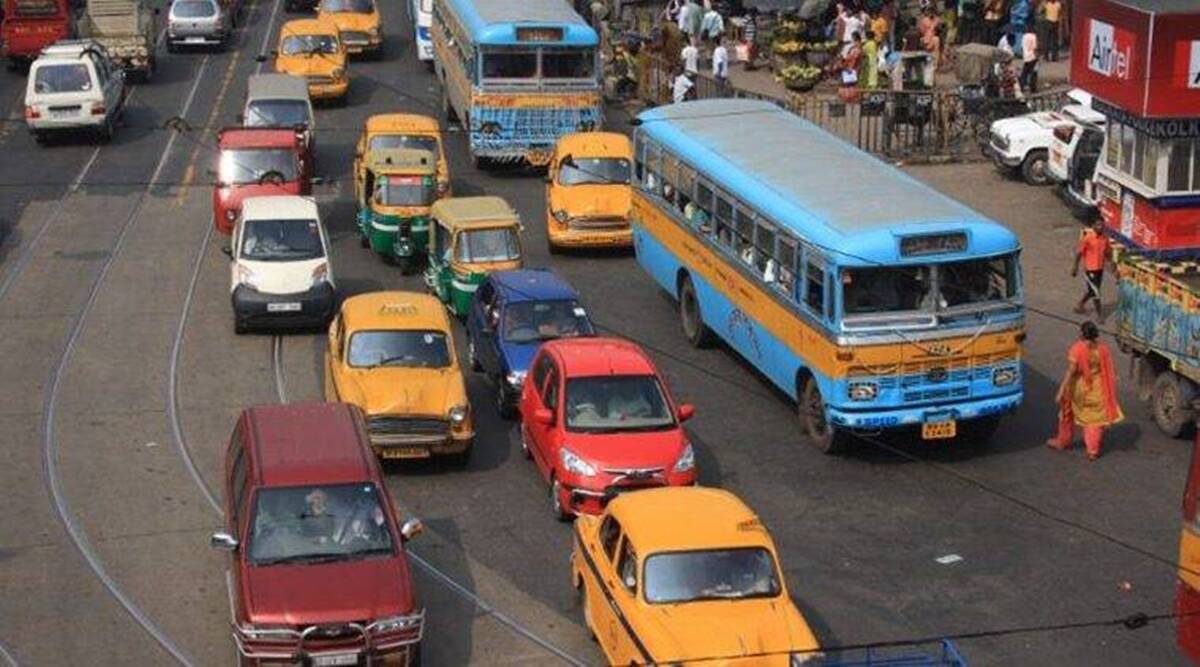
[185,36,207,43]
[382,446,428,459]
[266,302,301,312]
[50,109,76,119]
[312,653,359,667]
[921,420,957,440]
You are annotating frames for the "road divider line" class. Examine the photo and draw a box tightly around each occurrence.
[41,56,212,667]
[272,335,288,403]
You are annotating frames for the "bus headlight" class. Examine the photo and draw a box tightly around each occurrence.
[847,381,878,402]
[993,366,1018,386]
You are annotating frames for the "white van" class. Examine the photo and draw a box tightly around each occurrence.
[409,0,432,66]
[225,196,336,334]
[25,40,127,143]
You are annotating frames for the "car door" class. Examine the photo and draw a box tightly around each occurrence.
[228,217,243,291]
[530,361,561,478]
[1072,128,1104,193]
[579,515,624,661]
[607,536,650,664]
[521,354,554,475]
[324,314,345,400]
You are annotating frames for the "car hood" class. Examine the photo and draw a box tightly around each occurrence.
[240,257,325,294]
[993,111,1066,136]
[640,597,819,663]
[339,366,462,417]
[220,182,300,208]
[242,557,413,626]
[549,183,631,219]
[497,340,540,375]
[564,428,685,470]
[278,55,344,77]
[324,12,378,31]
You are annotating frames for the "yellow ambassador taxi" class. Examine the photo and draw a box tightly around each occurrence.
[571,487,821,665]
[273,18,349,102]
[324,291,474,462]
[545,132,634,252]
[316,0,382,57]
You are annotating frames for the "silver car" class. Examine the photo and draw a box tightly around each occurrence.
[166,0,231,51]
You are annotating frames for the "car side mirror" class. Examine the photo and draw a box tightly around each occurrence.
[400,518,424,542]
[255,54,268,63]
[210,531,239,551]
[623,575,636,590]
[221,246,233,258]
[677,403,695,422]
[533,408,555,426]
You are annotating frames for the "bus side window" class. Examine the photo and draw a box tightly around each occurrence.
[713,195,734,248]
[691,181,713,233]
[643,143,662,195]
[805,259,825,317]
[734,208,755,265]
[755,222,776,283]
[633,133,645,182]
[776,235,797,298]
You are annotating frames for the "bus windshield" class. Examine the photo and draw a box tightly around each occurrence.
[482,49,537,79]
[841,253,1018,319]
[542,48,594,79]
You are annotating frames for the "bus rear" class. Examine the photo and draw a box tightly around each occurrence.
[2,0,72,64]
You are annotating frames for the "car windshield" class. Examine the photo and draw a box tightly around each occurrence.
[321,0,372,10]
[455,227,520,263]
[503,300,593,343]
[33,64,92,94]
[247,483,394,566]
[558,157,630,186]
[245,100,310,128]
[173,0,215,17]
[347,330,450,368]
[240,219,324,261]
[281,34,339,55]
[542,48,595,78]
[218,148,298,185]
[368,134,438,154]
[644,548,782,604]
[565,375,674,432]
[841,254,1018,316]
[374,175,435,207]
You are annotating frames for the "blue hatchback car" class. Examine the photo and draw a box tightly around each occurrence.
[466,269,596,418]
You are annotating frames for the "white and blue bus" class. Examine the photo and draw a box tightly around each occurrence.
[410,0,433,66]
[632,99,1026,453]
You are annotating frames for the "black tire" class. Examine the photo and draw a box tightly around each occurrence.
[397,255,416,275]
[550,477,571,522]
[519,426,532,459]
[799,376,846,454]
[359,234,369,248]
[468,341,482,371]
[1153,372,1196,438]
[1021,149,1050,186]
[496,383,515,420]
[33,131,47,145]
[678,276,714,348]
[580,579,597,642]
[446,446,471,467]
[166,40,178,54]
[233,316,248,335]
[959,415,1001,443]
[547,239,562,255]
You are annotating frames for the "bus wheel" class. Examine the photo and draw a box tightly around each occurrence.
[678,276,713,348]
[1153,372,1196,438]
[800,377,845,454]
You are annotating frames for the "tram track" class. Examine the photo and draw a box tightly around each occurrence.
[0,640,20,667]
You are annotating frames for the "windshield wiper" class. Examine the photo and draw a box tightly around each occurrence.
[368,355,413,369]
[255,552,346,566]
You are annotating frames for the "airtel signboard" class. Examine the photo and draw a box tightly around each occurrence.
[1086,19,1135,80]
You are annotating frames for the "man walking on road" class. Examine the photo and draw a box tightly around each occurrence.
[1019,25,1039,92]
[1072,220,1110,320]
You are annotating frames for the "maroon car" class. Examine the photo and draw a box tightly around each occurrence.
[213,127,314,235]
[210,402,424,666]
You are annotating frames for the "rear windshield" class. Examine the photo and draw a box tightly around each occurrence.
[281,34,339,55]
[219,148,299,185]
[173,0,216,17]
[455,227,520,263]
[321,0,372,11]
[33,64,92,94]
[246,100,310,128]
[375,175,435,207]
[368,134,438,154]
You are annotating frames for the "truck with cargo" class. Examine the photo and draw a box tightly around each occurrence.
[1114,251,1200,437]
[74,0,156,78]
[2,0,73,66]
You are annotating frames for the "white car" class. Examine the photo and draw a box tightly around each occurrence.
[987,89,1105,186]
[224,196,336,334]
[24,40,127,143]
[166,0,232,52]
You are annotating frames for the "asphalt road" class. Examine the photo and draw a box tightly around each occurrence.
[0,1,1191,665]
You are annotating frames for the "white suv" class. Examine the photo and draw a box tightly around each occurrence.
[25,41,127,143]
[224,196,336,334]
[987,89,1105,186]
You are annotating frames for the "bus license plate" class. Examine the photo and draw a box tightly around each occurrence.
[922,420,957,440]
[267,302,301,312]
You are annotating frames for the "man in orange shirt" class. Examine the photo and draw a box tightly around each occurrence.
[1071,220,1110,319]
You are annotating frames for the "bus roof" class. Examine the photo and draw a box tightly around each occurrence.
[445,0,598,47]
[637,99,1019,266]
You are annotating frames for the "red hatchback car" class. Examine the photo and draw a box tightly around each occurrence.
[210,402,424,666]
[213,127,314,235]
[519,337,697,520]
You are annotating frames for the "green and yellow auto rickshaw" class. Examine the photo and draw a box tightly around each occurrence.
[424,196,524,317]
[355,147,438,273]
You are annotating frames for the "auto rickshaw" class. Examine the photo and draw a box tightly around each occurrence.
[424,196,524,317]
[356,148,438,273]
[353,113,450,199]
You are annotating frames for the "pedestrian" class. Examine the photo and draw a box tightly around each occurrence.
[834,3,848,45]
[679,0,703,42]
[701,5,724,51]
[942,0,959,48]
[1072,219,1110,319]
[1047,321,1124,461]
[1019,25,1038,92]
[711,38,729,95]
[844,7,866,52]
[862,29,879,88]
[681,40,699,74]
[839,32,863,100]
[983,0,1006,46]
[743,8,759,70]
[672,69,696,103]
[1040,0,1062,61]
[881,0,898,48]
[870,10,889,50]
[918,8,942,68]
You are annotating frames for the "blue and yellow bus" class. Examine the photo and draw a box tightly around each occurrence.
[431,0,602,167]
[631,99,1025,453]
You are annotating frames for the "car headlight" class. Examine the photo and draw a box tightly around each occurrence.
[310,262,329,287]
[847,381,878,402]
[448,405,468,426]
[236,265,258,289]
[560,448,596,477]
[368,26,381,38]
[791,651,825,666]
[552,209,569,223]
[225,209,238,222]
[673,443,694,473]
[993,366,1018,386]
[372,614,421,634]
[505,369,526,388]
[437,180,450,196]
[331,67,345,80]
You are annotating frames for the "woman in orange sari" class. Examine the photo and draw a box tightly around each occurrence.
[1047,321,1124,460]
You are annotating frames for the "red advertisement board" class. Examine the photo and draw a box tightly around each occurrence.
[1071,0,1200,118]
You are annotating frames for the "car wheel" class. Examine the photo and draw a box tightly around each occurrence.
[166,40,178,54]
[550,477,571,522]
[1153,372,1196,438]
[233,316,248,335]
[447,446,471,467]
[547,238,562,255]
[519,426,532,459]
[799,376,846,454]
[1021,149,1050,186]
[468,341,482,371]
[678,275,713,348]
[497,383,515,420]
[97,118,114,143]
[33,131,47,145]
